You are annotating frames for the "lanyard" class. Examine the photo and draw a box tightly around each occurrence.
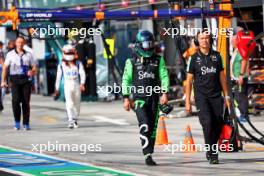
[19,54,25,66]
[18,52,28,75]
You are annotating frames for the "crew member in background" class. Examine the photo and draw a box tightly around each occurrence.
[182,39,199,102]
[4,40,16,95]
[230,31,250,123]
[5,40,15,54]
[0,41,4,111]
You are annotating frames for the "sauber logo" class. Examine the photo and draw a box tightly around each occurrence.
[138,71,155,79]
[201,66,216,75]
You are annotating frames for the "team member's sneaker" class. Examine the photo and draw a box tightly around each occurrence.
[145,154,157,166]
[23,124,31,131]
[14,122,20,130]
[206,152,211,161]
[238,116,247,123]
[68,122,74,129]
[74,122,79,128]
[0,104,3,112]
[209,158,219,164]
[209,155,219,164]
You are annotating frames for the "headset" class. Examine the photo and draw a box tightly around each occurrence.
[194,29,214,47]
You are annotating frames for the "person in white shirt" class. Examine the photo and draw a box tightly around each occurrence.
[55,44,86,129]
[1,36,37,130]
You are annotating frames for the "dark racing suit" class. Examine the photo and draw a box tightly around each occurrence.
[187,50,225,159]
[122,54,169,156]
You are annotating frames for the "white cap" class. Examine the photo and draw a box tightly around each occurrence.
[62,44,75,61]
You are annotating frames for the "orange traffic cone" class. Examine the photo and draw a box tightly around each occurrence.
[183,125,196,152]
[155,116,171,145]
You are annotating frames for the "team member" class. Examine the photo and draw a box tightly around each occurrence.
[55,44,86,129]
[3,40,15,95]
[5,40,15,54]
[122,30,169,166]
[1,36,37,130]
[0,41,4,111]
[185,29,230,164]
[230,33,249,122]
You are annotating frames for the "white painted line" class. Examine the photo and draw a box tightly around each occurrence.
[92,115,130,125]
[0,145,143,176]
[0,168,33,176]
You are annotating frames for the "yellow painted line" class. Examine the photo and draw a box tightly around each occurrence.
[244,147,264,151]
[40,116,57,124]
[247,147,264,151]
[245,144,264,149]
